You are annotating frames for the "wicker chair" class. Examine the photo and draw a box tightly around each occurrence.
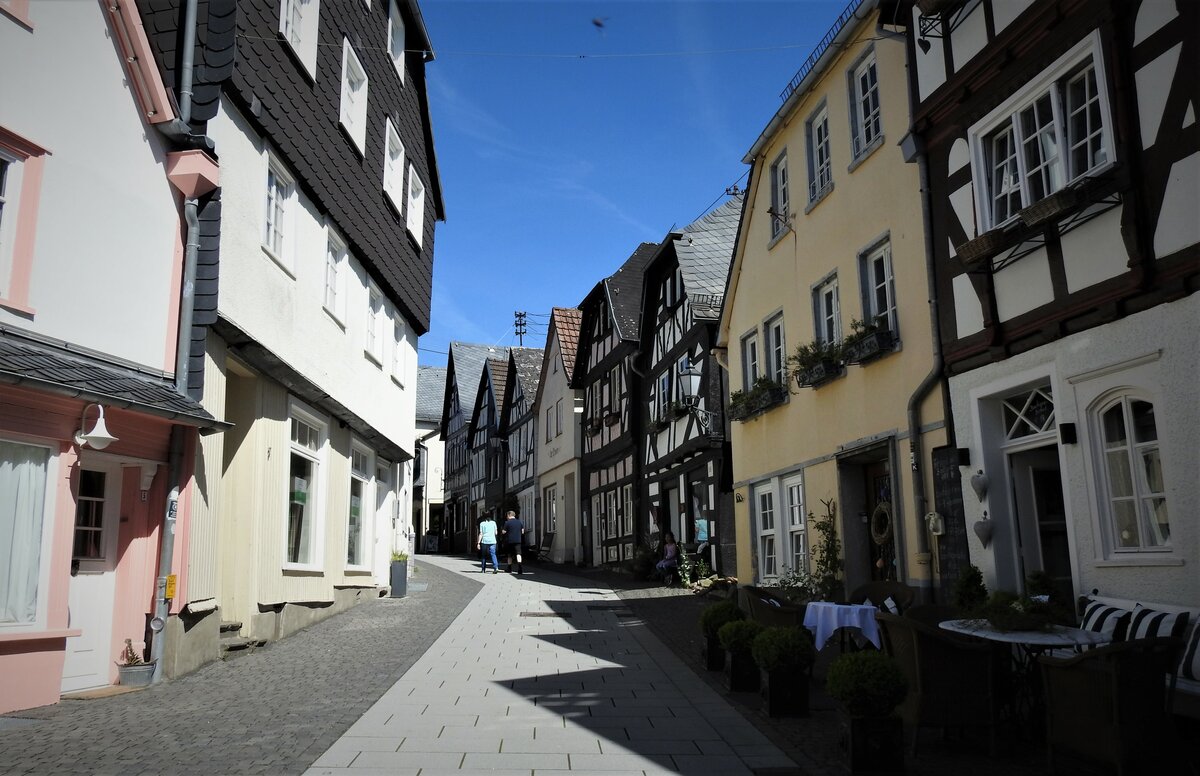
[902,604,963,627]
[739,585,807,629]
[876,611,1003,756]
[848,581,917,613]
[1038,637,1190,775]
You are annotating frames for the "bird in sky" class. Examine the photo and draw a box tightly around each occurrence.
[592,16,608,33]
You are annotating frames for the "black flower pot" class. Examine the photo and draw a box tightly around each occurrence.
[844,714,904,774]
[760,668,809,717]
[724,650,760,692]
[703,633,725,671]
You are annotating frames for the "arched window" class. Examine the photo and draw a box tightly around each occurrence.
[1096,395,1169,550]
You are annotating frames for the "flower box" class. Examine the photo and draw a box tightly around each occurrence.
[603,411,620,427]
[843,329,896,365]
[954,230,1006,265]
[796,360,843,388]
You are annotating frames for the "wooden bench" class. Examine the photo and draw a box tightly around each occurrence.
[1079,592,1200,719]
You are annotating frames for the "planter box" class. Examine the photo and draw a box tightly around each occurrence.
[703,634,726,671]
[390,559,408,598]
[116,661,156,687]
[603,412,620,427]
[844,329,895,365]
[796,360,842,388]
[724,650,760,692]
[844,714,904,774]
[915,0,959,14]
[954,230,1006,265]
[760,669,810,717]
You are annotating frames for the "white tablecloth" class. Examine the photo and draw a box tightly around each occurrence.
[938,619,1110,650]
[803,602,881,650]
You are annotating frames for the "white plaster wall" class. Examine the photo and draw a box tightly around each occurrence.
[207,102,415,457]
[537,336,581,479]
[950,294,1199,608]
[1060,207,1127,293]
[0,2,178,371]
[991,0,1035,33]
[949,0,988,69]
[952,272,985,337]
[912,6,947,101]
[993,247,1053,322]
[1152,151,1200,260]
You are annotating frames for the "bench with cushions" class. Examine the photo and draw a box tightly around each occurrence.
[1076,593,1200,719]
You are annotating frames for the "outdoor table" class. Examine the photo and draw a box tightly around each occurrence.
[803,601,881,650]
[939,618,1110,734]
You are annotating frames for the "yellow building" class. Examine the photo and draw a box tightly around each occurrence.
[717,1,946,599]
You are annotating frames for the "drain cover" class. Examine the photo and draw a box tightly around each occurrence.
[520,611,572,618]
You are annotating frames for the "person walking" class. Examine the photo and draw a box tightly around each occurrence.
[502,510,526,575]
[477,516,499,574]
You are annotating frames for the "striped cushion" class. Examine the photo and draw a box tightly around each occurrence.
[1080,599,1132,643]
[1181,622,1200,682]
[1128,603,1189,641]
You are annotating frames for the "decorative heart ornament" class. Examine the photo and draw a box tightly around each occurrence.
[973,515,994,548]
[970,470,990,502]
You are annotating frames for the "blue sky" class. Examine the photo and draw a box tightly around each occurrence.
[418,0,848,366]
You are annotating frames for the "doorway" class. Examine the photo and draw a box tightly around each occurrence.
[1009,447,1073,602]
[61,457,123,693]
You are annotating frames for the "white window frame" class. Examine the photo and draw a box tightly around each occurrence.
[262,154,296,274]
[285,402,327,570]
[544,484,557,534]
[741,331,760,389]
[346,441,373,570]
[391,315,408,385]
[545,407,554,442]
[406,164,425,247]
[655,370,670,421]
[382,119,406,214]
[622,483,633,538]
[365,283,384,365]
[0,151,16,290]
[754,483,778,580]
[1093,392,1170,553]
[806,103,833,203]
[969,32,1114,231]
[387,0,406,84]
[0,436,57,631]
[765,314,786,385]
[849,49,881,159]
[861,242,897,335]
[814,274,841,345]
[323,226,347,324]
[769,150,789,238]
[279,0,320,78]
[339,39,370,155]
[555,398,563,436]
[783,474,806,574]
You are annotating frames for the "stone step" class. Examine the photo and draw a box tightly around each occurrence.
[218,636,265,661]
[218,620,242,635]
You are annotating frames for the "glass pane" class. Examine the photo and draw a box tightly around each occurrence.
[1106,450,1132,497]
[1112,501,1139,547]
[761,536,777,577]
[1131,400,1157,443]
[288,454,313,563]
[1148,497,1170,544]
[1101,405,1127,447]
[79,469,105,499]
[1140,447,1163,492]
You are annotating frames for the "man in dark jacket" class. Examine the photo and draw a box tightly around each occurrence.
[502,510,525,575]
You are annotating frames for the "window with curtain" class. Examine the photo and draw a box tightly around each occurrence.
[1097,395,1169,550]
[1,439,50,625]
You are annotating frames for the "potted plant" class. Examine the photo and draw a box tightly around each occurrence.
[842,317,895,365]
[789,338,843,388]
[728,389,752,421]
[718,619,764,692]
[700,599,744,671]
[390,550,409,598]
[952,564,989,614]
[979,590,1058,631]
[753,626,816,717]
[115,638,155,687]
[826,649,909,773]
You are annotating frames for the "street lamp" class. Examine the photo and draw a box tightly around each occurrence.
[677,364,719,432]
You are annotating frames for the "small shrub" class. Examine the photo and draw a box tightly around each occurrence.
[118,638,144,666]
[825,650,908,718]
[718,619,765,655]
[700,599,744,639]
[391,551,409,562]
[751,626,816,672]
[952,564,988,614]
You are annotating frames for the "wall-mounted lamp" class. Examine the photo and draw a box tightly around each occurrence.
[766,207,790,234]
[925,511,945,536]
[969,469,989,502]
[677,364,720,433]
[75,403,118,450]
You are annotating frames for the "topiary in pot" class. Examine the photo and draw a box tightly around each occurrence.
[826,650,909,774]
[699,599,744,671]
[952,564,988,615]
[719,620,764,692]
[752,626,816,717]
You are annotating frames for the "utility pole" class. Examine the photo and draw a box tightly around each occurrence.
[514,311,527,346]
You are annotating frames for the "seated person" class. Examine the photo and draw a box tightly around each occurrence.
[656,532,679,577]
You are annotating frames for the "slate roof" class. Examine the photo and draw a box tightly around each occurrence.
[487,358,509,420]
[415,365,446,424]
[444,342,506,430]
[674,194,743,320]
[510,347,543,404]
[607,243,659,341]
[550,308,582,383]
[0,330,221,428]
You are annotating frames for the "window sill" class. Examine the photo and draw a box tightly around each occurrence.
[391,373,405,389]
[767,225,792,250]
[804,182,834,215]
[384,187,404,218]
[339,119,367,157]
[1093,556,1183,568]
[344,566,372,575]
[261,244,295,278]
[0,296,36,316]
[0,627,82,643]
[846,134,885,174]
[0,3,34,31]
[279,34,317,82]
[364,348,383,367]
[323,305,346,329]
[282,564,324,575]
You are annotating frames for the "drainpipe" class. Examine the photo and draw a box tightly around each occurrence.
[151,0,201,682]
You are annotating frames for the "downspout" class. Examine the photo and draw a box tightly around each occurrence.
[151,0,201,682]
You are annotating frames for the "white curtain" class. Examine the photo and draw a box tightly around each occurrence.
[0,440,49,624]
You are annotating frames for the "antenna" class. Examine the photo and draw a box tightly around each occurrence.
[514,311,527,346]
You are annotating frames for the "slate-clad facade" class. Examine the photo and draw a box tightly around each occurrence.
[909,0,1199,607]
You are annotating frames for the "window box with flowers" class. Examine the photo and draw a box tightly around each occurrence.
[587,417,603,435]
[729,377,788,422]
[789,339,844,388]
[842,318,896,366]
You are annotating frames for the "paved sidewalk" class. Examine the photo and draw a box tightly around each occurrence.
[306,555,796,776]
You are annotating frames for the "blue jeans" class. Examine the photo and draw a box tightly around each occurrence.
[480,543,498,571]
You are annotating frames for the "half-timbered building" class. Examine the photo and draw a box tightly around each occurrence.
[441,342,501,552]
[469,357,510,525]
[500,347,544,546]
[638,196,742,576]
[534,308,584,565]
[576,245,657,567]
[909,0,1198,606]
